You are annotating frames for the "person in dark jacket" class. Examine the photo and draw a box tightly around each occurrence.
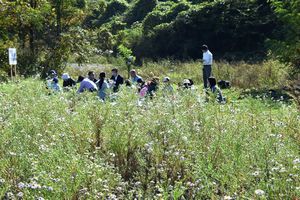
[62,73,76,88]
[110,68,124,92]
[207,76,226,103]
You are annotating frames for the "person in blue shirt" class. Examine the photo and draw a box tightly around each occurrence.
[46,70,61,92]
[50,77,61,92]
[130,69,143,84]
[97,72,109,101]
[162,77,174,93]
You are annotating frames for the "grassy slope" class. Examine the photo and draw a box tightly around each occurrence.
[0,76,299,199]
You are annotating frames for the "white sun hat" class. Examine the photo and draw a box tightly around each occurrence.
[163,77,170,82]
[183,79,190,84]
[62,73,70,80]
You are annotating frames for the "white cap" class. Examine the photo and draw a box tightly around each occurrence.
[163,77,170,82]
[62,73,70,80]
[183,79,190,84]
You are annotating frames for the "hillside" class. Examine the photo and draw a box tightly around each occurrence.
[0,0,299,76]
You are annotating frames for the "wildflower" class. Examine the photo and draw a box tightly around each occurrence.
[9,152,17,156]
[271,167,280,172]
[279,168,286,173]
[0,178,5,185]
[18,182,26,189]
[6,192,14,199]
[28,182,41,189]
[251,171,260,177]
[17,192,24,198]
[145,142,153,153]
[255,189,265,196]
[156,193,163,197]
[39,144,48,152]
[186,182,195,187]
[43,186,53,191]
[134,181,141,187]
[293,158,300,165]
[36,197,45,200]
[224,196,233,200]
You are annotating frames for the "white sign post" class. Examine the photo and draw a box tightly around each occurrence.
[8,48,17,80]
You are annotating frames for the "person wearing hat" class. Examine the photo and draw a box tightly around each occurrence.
[201,45,213,88]
[162,77,174,94]
[50,77,61,92]
[62,73,76,88]
[46,70,58,90]
[46,71,61,92]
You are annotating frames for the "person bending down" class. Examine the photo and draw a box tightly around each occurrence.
[207,76,226,103]
[77,75,98,93]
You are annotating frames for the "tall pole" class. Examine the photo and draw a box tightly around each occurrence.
[10,65,13,81]
[14,64,17,80]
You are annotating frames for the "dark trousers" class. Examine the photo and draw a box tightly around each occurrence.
[203,65,212,88]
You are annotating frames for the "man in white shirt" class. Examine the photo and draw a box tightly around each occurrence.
[77,75,98,93]
[202,44,213,88]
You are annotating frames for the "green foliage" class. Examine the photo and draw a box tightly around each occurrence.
[1,0,299,77]
[268,0,300,73]
[0,0,87,77]
[117,44,133,59]
[124,0,157,25]
[96,28,114,51]
[95,0,129,26]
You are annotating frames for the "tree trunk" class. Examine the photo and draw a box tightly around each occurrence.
[29,0,36,56]
[56,0,62,38]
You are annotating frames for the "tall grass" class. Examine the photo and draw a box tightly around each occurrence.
[66,59,290,89]
[0,79,299,199]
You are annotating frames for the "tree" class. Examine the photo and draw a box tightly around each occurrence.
[268,0,300,73]
[124,0,157,25]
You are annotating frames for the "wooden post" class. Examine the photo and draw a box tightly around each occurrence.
[10,65,13,81]
[14,64,17,80]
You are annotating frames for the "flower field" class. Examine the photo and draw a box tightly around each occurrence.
[0,79,299,199]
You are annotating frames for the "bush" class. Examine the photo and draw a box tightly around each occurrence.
[124,0,157,25]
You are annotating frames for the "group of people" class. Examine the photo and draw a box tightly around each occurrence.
[46,45,226,103]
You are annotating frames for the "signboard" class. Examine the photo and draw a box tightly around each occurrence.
[8,48,17,65]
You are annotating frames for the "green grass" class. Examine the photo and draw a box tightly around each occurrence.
[0,77,299,199]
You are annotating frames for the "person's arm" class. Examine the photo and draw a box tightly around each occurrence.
[104,82,109,89]
[120,76,124,84]
[71,79,76,86]
[77,82,85,93]
[209,53,213,65]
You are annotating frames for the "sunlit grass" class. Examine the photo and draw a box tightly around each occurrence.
[0,78,299,199]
